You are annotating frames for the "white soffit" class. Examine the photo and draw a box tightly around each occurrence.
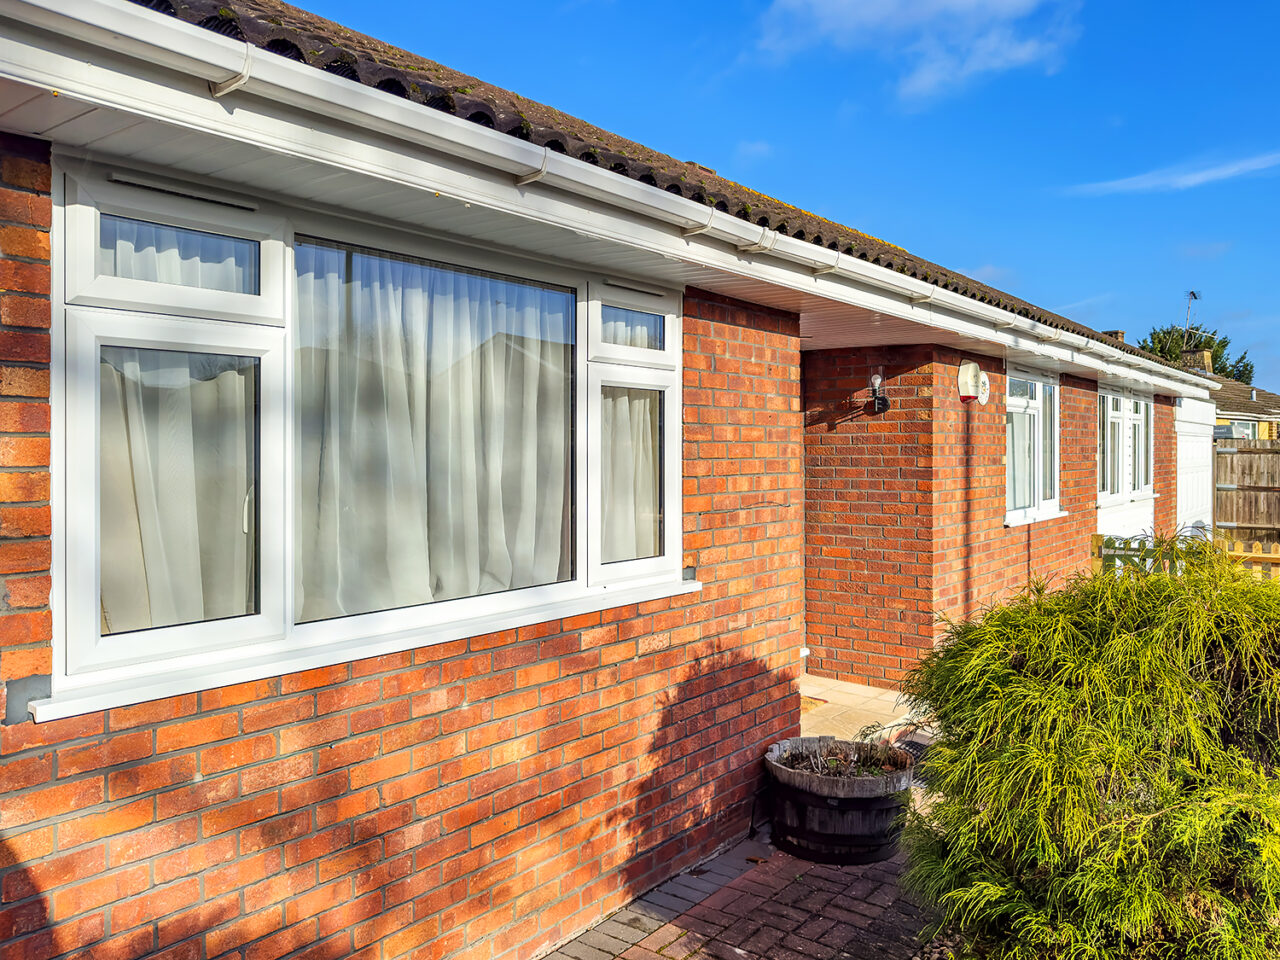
[0,5,1213,399]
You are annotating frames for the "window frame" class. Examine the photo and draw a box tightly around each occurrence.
[64,307,287,677]
[587,282,682,369]
[1097,389,1155,505]
[1004,367,1062,527]
[48,160,691,715]
[64,170,287,326]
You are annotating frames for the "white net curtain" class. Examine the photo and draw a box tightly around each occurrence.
[98,213,259,294]
[293,239,575,622]
[99,347,258,635]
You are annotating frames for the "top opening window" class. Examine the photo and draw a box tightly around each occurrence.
[98,214,261,295]
[601,305,664,351]
[65,166,285,325]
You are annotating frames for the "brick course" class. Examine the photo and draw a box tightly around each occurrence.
[0,133,51,707]
[0,166,805,960]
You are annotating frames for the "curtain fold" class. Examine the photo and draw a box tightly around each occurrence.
[98,214,259,294]
[99,347,257,635]
[294,240,574,623]
[601,386,661,563]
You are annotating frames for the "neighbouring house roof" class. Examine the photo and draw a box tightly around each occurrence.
[1193,371,1280,422]
[131,0,1187,375]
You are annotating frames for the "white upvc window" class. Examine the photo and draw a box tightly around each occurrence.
[1098,390,1154,502]
[49,163,689,717]
[1005,369,1061,526]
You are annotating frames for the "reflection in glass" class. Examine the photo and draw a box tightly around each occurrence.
[99,347,259,634]
[1006,411,1034,511]
[293,239,575,622]
[602,305,664,350]
[98,214,260,294]
[602,386,663,562]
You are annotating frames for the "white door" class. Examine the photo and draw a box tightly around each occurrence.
[1176,398,1215,532]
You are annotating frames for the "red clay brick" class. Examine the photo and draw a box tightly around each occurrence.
[0,436,48,464]
[57,730,152,778]
[5,574,49,607]
[156,711,239,752]
[0,366,47,398]
[0,609,50,645]
[108,755,198,801]
[0,295,50,330]
[0,505,50,537]
[1,157,51,194]
[0,776,103,830]
[57,796,153,849]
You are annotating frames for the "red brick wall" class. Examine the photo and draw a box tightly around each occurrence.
[931,353,1098,623]
[1153,397,1177,535]
[0,132,52,707]
[804,347,1099,687]
[0,136,803,960]
[802,347,936,689]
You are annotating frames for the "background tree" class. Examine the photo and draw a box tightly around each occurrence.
[1140,323,1254,383]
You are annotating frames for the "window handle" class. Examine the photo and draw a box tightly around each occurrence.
[242,483,254,535]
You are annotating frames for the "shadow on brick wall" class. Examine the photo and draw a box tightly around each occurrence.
[0,642,799,960]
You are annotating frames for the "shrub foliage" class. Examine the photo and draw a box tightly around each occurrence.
[904,540,1280,959]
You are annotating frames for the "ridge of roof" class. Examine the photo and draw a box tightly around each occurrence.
[128,0,1192,378]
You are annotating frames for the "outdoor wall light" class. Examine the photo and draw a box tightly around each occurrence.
[869,373,891,414]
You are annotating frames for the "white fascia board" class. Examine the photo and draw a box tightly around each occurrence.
[1,0,1214,398]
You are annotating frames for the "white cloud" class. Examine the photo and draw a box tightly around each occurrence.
[1069,152,1280,195]
[734,140,774,162]
[1177,241,1232,260]
[966,263,1016,285]
[757,0,1080,100]
[1052,292,1113,320]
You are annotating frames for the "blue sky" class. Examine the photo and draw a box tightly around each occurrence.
[304,0,1280,388]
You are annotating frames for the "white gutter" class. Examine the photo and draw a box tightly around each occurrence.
[2,0,1217,395]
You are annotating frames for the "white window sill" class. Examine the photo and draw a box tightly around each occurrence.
[31,577,703,722]
[1004,509,1069,529]
[1097,491,1159,508]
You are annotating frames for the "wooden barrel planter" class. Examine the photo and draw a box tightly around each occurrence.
[765,736,915,865]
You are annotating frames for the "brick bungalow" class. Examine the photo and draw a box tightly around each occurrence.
[0,1,1216,959]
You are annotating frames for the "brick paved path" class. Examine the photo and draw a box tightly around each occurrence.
[548,833,940,960]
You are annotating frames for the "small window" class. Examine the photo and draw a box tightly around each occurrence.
[65,168,285,325]
[98,214,261,295]
[1005,372,1060,525]
[601,305,664,351]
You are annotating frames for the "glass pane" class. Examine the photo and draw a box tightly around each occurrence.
[99,347,259,634]
[1008,378,1033,400]
[1097,396,1106,492]
[1143,403,1153,486]
[1042,384,1056,501]
[1006,412,1035,511]
[1130,422,1140,490]
[98,214,260,294]
[293,239,575,623]
[602,305,664,350]
[1108,421,1122,495]
[1111,397,1122,412]
[601,386,663,563]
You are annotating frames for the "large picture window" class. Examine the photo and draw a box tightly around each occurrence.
[292,239,575,622]
[1005,371,1061,526]
[53,166,687,714]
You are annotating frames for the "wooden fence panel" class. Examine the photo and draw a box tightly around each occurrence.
[1089,534,1280,582]
[1215,440,1280,544]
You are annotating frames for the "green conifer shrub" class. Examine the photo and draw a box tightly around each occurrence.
[903,539,1280,959]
